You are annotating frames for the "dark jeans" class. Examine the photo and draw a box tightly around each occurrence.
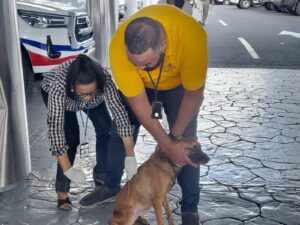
[175,0,185,8]
[109,86,199,212]
[104,95,140,189]
[146,85,200,213]
[41,88,139,193]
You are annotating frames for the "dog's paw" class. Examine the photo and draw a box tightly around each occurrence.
[134,216,150,225]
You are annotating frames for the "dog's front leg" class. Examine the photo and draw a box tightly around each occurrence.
[162,195,174,225]
[153,199,165,225]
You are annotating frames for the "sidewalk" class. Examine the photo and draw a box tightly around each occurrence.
[0,68,300,225]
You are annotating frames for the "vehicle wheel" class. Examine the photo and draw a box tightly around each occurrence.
[22,53,34,93]
[295,2,300,15]
[237,4,241,8]
[263,3,272,10]
[273,4,282,12]
[239,0,251,9]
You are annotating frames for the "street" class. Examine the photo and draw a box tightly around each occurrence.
[1,3,300,225]
[206,5,300,69]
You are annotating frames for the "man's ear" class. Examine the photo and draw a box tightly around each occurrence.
[161,39,167,51]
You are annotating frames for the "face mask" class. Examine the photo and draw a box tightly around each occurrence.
[144,52,165,72]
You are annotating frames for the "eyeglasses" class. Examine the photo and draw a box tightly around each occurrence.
[76,90,99,99]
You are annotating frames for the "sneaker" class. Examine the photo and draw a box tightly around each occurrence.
[181,212,200,225]
[79,186,120,209]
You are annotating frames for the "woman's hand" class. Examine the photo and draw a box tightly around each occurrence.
[57,152,86,184]
[124,156,137,180]
[122,136,137,179]
[64,167,86,184]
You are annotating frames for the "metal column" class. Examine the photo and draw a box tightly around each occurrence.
[150,0,159,4]
[88,0,118,69]
[0,0,31,192]
[142,0,151,7]
[125,0,138,19]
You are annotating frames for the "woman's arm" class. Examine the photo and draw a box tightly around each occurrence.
[122,136,135,156]
[47,84,85,183]
[103,72,135,139]
[57,152,72,171]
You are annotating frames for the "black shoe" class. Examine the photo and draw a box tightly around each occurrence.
[79,186,120,209]
[181,212,200,225]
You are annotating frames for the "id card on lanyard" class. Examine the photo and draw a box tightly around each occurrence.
[146,55,165,119]
[77,101,91,158]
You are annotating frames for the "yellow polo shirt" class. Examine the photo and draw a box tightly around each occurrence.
[109,4,207,97]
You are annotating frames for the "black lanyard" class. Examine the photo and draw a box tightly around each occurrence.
[79,108,89,141]
[146,57,165,101]
[77,101,91,158]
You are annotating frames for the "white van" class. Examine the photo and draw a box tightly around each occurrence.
[17,0,95,88]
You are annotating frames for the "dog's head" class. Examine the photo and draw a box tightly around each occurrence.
[181,137,210,165]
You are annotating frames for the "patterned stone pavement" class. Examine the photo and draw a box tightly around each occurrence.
[0,68,300,225]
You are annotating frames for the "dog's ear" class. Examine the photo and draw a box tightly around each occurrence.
[187,142,210,165]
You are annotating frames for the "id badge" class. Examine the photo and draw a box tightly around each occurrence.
[79,142,89,158]
[151,100,163,119]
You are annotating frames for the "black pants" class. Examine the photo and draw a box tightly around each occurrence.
[175,0,185,8]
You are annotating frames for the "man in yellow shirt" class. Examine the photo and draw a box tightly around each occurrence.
[110,5,207,225]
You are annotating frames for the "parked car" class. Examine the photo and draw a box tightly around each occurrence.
[214,0,231,4]
[281,0,300,15]
[262,0,300,14]
[261,0,282,11]
[17,0,95,89]
[229,0,261,8]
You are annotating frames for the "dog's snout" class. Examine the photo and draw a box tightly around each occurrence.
[188,145,210,165]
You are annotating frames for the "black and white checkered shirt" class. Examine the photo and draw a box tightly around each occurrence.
[41,59,134,156]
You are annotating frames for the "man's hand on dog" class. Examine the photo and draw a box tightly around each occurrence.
[161,140,198,168]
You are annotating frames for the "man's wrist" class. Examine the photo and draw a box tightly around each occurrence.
[169,133,183,141]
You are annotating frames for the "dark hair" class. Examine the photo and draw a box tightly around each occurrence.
[125,17,163,54]
[66,54,106,99]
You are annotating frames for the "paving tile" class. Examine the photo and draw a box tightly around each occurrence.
[1,68,300,225]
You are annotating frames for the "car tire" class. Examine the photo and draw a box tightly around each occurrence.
[237,4,241,8]
[273,4,282,12]
[22,53,33,94]
[239,0,251,9]
[263,3,271,10]
[223,0,230,5]
[294,2,300,15]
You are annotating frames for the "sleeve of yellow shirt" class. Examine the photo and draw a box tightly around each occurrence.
[180,21,208,91]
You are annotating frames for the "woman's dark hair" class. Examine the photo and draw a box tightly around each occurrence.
[125,17,163,54]
[66,54,106,99]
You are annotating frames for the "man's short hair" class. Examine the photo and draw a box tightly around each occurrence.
[125,17,162,55]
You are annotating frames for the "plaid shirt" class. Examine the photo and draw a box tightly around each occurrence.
[41,60,134,156]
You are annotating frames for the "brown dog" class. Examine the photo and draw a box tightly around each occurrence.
[108,137,210,225]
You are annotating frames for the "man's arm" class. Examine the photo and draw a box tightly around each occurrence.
[171,86,205,138]
[126,89,197,167]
